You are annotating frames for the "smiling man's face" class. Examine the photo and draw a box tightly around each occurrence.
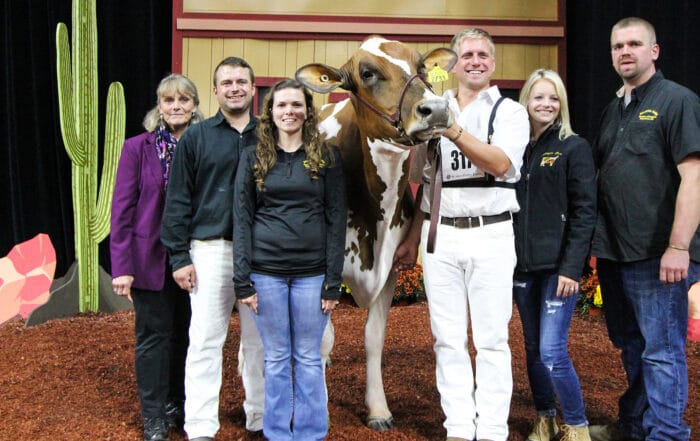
[452,37,496,92]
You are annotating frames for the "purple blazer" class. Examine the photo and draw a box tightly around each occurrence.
[110,132,169,291]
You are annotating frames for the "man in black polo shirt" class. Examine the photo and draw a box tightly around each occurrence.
[589,17,700,441]
[161,57,264,441]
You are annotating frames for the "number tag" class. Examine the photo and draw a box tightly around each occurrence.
[440,139,485,182]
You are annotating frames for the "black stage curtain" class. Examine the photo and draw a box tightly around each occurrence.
[0,0,171,276]
[2,1,699,278]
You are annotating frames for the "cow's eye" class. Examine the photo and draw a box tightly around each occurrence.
[360,68,379,85]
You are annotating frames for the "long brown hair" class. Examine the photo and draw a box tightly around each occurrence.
[254,78,328,190]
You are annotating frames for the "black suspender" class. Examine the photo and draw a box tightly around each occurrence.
[443,96,515,189]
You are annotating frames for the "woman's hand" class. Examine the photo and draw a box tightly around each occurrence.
[240,293,258,314]
[322,299,340,314]
[557,275,579,298]
[112,275,134,302]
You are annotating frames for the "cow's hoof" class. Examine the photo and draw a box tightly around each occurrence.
[367,415,395,431]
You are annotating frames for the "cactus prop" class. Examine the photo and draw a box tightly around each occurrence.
[56,0,125,311]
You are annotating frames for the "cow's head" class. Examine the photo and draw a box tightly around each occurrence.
[296,36,456,143]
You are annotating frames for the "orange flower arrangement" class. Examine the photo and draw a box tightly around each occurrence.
[393,263,426,305]
[578,269,603,315]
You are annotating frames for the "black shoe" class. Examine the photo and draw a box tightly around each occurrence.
[143,417,169,441]
[165,401,185,431]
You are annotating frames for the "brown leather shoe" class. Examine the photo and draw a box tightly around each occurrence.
[527,415,559,441]
[561,424,592,441]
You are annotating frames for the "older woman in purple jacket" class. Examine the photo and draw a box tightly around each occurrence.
[111,74,204,441]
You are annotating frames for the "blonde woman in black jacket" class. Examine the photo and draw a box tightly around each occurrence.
[512,69,596,441]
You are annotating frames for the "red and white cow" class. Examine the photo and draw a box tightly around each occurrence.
[296,36,456,430]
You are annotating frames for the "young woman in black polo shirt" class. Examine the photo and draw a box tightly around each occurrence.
[233,78,347,441]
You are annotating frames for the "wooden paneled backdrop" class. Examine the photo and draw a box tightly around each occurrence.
[174,0,564,117]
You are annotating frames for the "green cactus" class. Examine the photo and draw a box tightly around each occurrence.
[56,0,125,312]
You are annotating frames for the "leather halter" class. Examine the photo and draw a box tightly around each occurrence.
[351,73,432,140]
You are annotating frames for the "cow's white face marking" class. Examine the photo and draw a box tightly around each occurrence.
[361,37,412,76]
[422,87,440,101]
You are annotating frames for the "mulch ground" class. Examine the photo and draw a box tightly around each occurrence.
[1,302,698,440]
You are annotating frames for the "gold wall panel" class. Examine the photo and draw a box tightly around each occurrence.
[182,38,558,117]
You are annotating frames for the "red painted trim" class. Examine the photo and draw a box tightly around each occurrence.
[176,18,564,39]
[255,77,287,87]
[172,0,183,73]
[495,36,562,45]
[558,40,567,84]
[559,0,567,83]
[175,30,465,43]
[558,0,566,26]
[329,92,350,103]
[176,30,562,48]
[252,77,287,115]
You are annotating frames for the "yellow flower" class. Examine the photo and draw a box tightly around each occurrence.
[593,285,603,307]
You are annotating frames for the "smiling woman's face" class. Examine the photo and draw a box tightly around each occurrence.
[526,79,560,130]
[271,87,307,136]
[158,91,197,132]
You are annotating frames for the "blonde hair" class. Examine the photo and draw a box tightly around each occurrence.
[254,78,331,191]
[519,69,576,140]
[142,74,204,132]
[451,28,496,57]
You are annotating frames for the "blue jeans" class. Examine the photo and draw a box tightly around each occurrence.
[597,258,699,441]
[248,273,329,441]
[513,270,587,426]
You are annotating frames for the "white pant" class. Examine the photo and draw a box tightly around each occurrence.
[420,220,515,441]
[184,239,264,438]
[237,298,265,431]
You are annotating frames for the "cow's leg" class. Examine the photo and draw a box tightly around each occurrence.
[364,283,395,430]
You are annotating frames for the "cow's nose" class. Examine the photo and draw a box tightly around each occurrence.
[416,100,450,124]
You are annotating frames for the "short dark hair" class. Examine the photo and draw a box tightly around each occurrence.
[213,56,255,87]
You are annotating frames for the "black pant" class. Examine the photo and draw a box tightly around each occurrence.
[132,274,191,419]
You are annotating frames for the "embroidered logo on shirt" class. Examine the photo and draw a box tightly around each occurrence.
[639,109,658,121]
[540,152,562,167]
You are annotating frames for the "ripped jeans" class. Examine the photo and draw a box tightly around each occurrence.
[513,269,588,426]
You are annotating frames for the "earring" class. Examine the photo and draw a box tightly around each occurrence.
[192,112,196,117]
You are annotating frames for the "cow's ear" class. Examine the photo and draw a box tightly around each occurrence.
[296,64,348,94]
[422,48,457,72]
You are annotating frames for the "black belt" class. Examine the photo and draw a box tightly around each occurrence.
[204,236,232,241]
[425,211,512,229]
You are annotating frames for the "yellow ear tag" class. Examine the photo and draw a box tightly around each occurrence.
[427,65,449,83]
